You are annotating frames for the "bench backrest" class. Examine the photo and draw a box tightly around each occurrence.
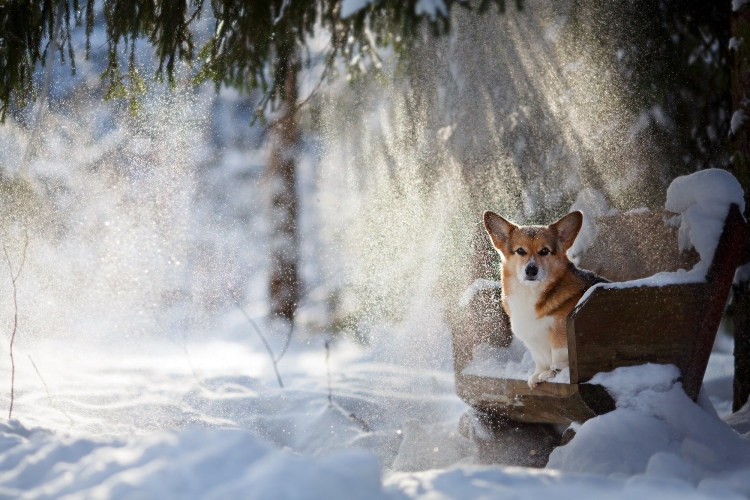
[567,203,747,400]
[578,210,699,282]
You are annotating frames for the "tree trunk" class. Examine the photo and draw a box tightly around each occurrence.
[267,63,301,323]
[730,2,750,413]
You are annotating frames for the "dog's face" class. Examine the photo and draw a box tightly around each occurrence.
[483,211,583,287]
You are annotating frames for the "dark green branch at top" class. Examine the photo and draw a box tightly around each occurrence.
[0,0,518,123]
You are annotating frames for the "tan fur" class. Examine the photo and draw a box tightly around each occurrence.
[484,210,607,388]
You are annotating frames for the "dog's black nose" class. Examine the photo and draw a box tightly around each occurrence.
[525,264,538,277]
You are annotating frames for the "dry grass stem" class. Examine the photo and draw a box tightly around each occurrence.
[28,355,74,424]
[325,339,332,406]
[237,305,284,388]
[4,229,28,419]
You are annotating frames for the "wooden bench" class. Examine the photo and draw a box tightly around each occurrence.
[452,204,748,425]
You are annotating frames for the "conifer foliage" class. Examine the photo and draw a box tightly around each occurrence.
[0,0,515,122]
[0,0,93,121]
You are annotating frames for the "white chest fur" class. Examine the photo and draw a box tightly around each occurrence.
[505,285,554,366]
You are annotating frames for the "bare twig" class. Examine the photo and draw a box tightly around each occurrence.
[294,56,333,112]
[322,340,369,431]
[28,355,74,424]
[347,410,370,432]
[275,327,294,363]
[181,343,207,389]
[237,306,284,388]
[325,339,332,406]
[27,355,53,406]
[166,337,210,391]
[272,0,290,24]
[254,49,335,145]
[4,230,28,419]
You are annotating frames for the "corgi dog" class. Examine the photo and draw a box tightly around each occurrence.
[483,211,609,389]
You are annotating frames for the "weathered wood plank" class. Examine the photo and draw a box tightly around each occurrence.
[457,380,593,424]
[458,375,579,399]
[683,203,747,400]
[568,283,706,384]
[456,375,615,424]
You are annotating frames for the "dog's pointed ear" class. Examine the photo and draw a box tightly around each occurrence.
[484,211,517,258]
[551,211,583,251]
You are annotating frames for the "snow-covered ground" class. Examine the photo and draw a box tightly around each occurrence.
[0,319,745,499]
[0,323,468,498]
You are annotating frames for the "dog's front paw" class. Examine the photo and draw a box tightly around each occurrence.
[537,370,555,383]
[550,364,562,374]
[528,374,540,389]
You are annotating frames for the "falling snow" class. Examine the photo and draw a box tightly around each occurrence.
[0,1,747,498]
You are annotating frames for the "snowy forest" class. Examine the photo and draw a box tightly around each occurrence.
[0,0,749,498]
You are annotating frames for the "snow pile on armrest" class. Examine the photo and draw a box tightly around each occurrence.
[578,169,745,305]
[665,168,745,272]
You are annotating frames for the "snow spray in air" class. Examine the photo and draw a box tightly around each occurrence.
[314,0,658,370]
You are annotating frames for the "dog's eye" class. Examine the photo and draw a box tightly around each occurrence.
[514,248,527,256]
[539,248,549,256]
